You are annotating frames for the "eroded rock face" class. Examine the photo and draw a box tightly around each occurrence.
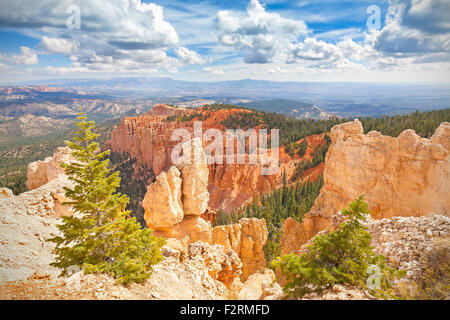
[188,241,242,289]
[0,188,14,197]
[109,104,323,213]
[142,166,183,229]
[142,139,269,281]
[143,159,269,280]
[282,121,450,254]
[155,215,213,244]
[175,138,209,216]
[213,218,268,280]
[0,175,75,282]
[26,147,74,190]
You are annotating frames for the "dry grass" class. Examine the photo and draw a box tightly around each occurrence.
[398,237,450,300]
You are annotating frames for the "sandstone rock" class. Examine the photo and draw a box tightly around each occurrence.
[213,218,268,280]
[143,166,183,229]
[108,105,306,213]
[188,241,242,289]
[212,223,242,255]
[26,147,74,190]
[175,138,209,216]
[239,218,268,279]
[282,120,450,253]
[237,268,279,300]
[0,188,13,197]
[162,216,213,244]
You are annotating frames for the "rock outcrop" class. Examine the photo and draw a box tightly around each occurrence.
[143,141,269,280]
[109,104,325,212]
[174,138,209,216]
[282,120,450,254]
[236,268,282,300]
[142,166,183,230]
[213,218,268,280]
[142,138,211,242]
[26,147,74,190]
[0,176,74,282]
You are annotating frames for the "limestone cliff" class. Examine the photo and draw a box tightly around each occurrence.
[282,120,450,254]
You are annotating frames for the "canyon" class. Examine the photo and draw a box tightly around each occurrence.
[109,104,325,212]
[1,114,449,300]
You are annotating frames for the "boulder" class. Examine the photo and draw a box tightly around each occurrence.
[237,268,282,300]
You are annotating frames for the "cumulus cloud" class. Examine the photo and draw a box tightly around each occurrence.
[212,0,449,74]
[213,0,307,63]
[373,0,450,60]
[0,0,204,71]
[174,47,205,64]
[39,36,80,55]
[1,46,38,65]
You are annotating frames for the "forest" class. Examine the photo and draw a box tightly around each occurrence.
[214,177,324,263]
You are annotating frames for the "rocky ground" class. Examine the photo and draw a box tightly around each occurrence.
[300,213,450,300]
[1,208,448,300]
[0,184,281,300]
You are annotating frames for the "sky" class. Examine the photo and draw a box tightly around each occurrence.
[0,0,449,84]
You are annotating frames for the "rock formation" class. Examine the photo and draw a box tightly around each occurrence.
[213,218,268,280]
[237,268,282,300]
[142,138,211,242]
[282,120,450,254]
[109,104,325,212]
[142,166,183,230]
[0,175,74,282]
[174,138,209,216]
[142,141,269,280]
[26,147,74,190]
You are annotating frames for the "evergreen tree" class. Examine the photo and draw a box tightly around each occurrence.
[50,110,165,285]
[272,196,405,299]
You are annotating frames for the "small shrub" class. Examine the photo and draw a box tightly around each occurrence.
[272,195,405,299]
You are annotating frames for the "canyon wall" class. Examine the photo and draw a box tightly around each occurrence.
[109,104,323,212]
[282,120,450,254]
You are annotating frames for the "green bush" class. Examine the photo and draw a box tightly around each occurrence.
[50,109,165,285]
[272,196,405,299]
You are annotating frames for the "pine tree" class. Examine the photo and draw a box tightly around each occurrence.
[50,109,165,285]
[272,196,405,299]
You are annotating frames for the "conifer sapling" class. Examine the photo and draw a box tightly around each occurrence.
[50,109,165,284]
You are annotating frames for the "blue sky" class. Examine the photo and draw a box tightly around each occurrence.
[0,0,449,83]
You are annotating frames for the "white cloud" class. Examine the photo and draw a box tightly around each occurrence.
[203,67,224,75]
[39,36,79,55]
[1,46,38,65]
[213,0,307,63]
[0,0,205,72]
[373,0,450,59]
[174,47,205,64]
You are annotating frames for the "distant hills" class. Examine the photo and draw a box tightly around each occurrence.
[239,99,333,120]
[14,77,449,117]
